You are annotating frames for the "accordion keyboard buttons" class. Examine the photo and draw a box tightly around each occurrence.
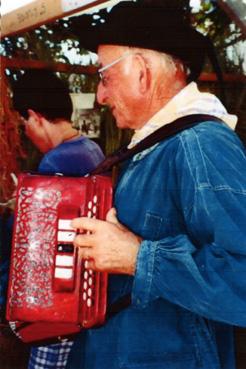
[82,261,95,308]
[81,198,99,311]
[53,206,79,292]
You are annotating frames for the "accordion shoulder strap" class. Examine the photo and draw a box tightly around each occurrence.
[91,114,224,175]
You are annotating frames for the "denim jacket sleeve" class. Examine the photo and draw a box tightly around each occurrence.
[132,124,246,327]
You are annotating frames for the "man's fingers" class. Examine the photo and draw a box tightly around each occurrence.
[106,207,118,223]
[106,208,128,232]
[74,234,96,262]
[74,233,95,247]
[72,211,125,235]
[78,248,94,261]
[71,217,105,232]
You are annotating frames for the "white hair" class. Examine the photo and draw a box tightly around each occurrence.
[127,46,189,79]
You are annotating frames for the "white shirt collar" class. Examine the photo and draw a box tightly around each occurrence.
[128,82,237,148]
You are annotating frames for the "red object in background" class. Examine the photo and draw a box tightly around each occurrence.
[6,173,112,343]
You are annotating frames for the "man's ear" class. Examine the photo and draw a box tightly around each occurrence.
[135,54,151,94]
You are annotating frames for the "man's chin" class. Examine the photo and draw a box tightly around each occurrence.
[112,110,129,129]
[114,115,127,129]
[116,120,128,129]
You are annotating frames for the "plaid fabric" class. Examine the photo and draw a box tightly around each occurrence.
[28,341,74,369]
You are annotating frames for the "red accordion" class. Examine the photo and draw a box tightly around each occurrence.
[6,173,112,343]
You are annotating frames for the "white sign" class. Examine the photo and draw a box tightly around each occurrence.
[1,0,35,15]
[61,0,96,12]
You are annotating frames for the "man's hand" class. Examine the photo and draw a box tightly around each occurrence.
[71,208,142,275]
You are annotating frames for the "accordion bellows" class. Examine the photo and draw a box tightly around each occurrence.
[6,173,112,343]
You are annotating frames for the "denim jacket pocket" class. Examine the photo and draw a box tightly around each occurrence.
[141,212,169,240]
[141,212,163,240]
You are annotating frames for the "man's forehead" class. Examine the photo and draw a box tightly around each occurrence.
[97,45,128,62]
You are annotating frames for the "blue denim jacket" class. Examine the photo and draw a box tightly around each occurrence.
[67,121,246,369]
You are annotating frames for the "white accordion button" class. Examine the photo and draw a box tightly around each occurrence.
[55,267,73,279]
[83,271,88,280]
[57,231,76,242]
[58,219,73,230]
[84,260,89,268]
[55,255,74,267]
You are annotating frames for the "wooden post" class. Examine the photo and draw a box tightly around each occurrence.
[1,0,115,38]
[1,56,98,75]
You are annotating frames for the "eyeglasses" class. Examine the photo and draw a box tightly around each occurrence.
[98,51,133,84]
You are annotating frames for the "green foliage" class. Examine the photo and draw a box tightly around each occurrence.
[0,18,97,91]
[190,0,245,73]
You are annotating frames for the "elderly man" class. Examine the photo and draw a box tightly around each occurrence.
[68,2,246,369]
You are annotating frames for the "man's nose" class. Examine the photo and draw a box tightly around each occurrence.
[96,82,107,105]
